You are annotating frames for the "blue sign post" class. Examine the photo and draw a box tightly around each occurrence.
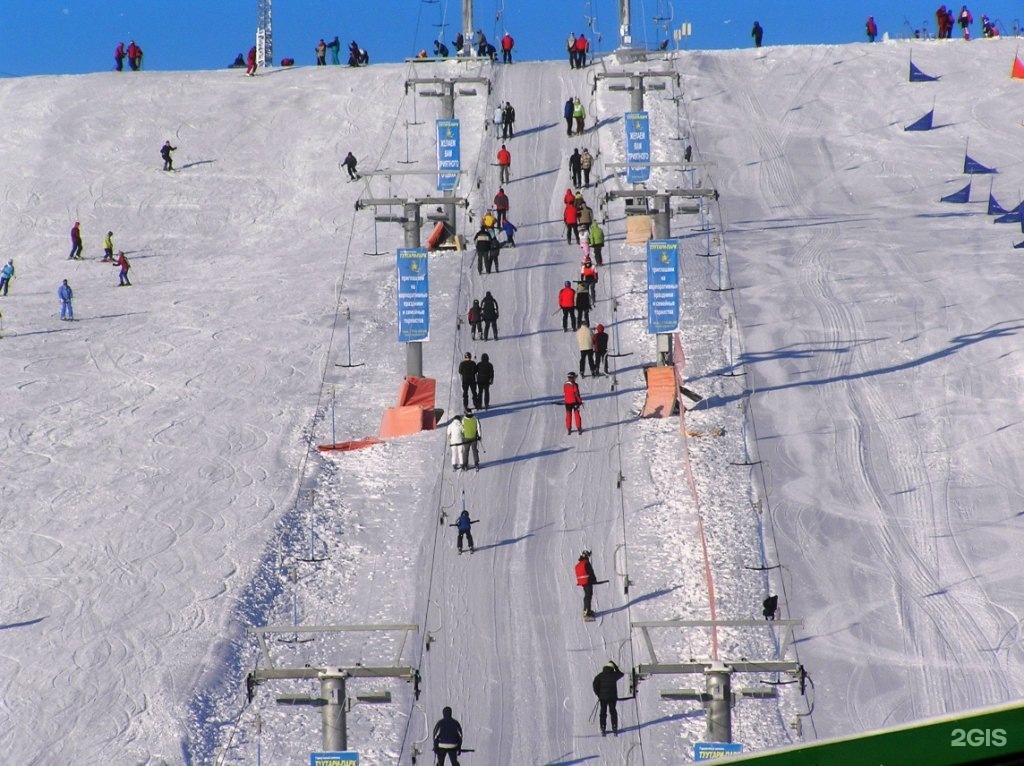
[311,752,359,766]
[694,742,743,760]
[625,111,651,184]
[647,239,680,334]
[436,118,461,191]
[397,248,430,342]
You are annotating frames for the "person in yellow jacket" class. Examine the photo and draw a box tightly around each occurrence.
[460,409,482,469]
[102,231,115,261]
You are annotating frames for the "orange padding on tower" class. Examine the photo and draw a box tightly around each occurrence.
[641,365,678,418]
[318,437,382,452]
[426,222,447,251]
[379,376,437,437]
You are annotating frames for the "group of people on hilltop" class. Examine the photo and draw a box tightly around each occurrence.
[935,5,980,39]
[315,38,368,66]
[113,41,144,71]
[566,33,590,68]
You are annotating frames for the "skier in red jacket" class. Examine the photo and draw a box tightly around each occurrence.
[576,550,598,618]
[563,371,583,434]
[559,280,578,332]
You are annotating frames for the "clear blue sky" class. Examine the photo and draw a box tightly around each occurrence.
[2,0,1022,76]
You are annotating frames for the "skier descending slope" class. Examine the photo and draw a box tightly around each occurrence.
[563,371,583,434]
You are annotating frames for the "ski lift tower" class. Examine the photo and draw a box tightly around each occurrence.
[462,0,474,56]
[256,0,273,68]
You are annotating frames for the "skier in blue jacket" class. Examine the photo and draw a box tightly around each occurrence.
[0,259,14,296]
[58,279,73,320]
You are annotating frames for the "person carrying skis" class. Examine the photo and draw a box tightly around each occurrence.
[468,299,483,340]
[58,279,74,321]
[447,415,465,470]
[493,188,510,227]
[496,144,511,184]
[475,352,494,409]
[575,549,598,618]
[452,509,477,553]
[459,352,478,409]
[102,231,115,261]
[0,259,14,296]
[68,222,84,260]
[559,280,577,332]
[161,140,177,171]
[343,152,359,180]
[246,45,258,76]
[432,706,464,765]
[460,409,482,469]
[480,291,499,339]
[593,323,609,375]
[592,661,625,736]
[114,251,131,286]
[563,371,583,434]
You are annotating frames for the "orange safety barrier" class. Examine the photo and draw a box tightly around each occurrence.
[426,222,447,251]
[379,376,438,437]
[317,437,382,452]
[640,365,678,418]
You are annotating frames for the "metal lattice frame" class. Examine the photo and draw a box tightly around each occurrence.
[256,0,273,67]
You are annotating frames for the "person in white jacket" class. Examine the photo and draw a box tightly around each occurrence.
[447,416,465,470]
[576,320,596,377]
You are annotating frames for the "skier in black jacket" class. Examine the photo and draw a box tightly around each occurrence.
[432,705,464,764]
[475,353,494,408]
[592,661,625,736]
[458,352,478,409]
[480,292,499,340]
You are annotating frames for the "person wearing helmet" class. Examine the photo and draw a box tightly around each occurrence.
[593,323,609,376]
[592,660,625,736]
[575,549,598,619]
[446,415,464,470]
[558,280,577,332]
[460,409,482,469]
[563,371,583,435]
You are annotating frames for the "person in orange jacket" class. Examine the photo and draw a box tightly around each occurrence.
[559,280,578,332]
[563,371,583,434]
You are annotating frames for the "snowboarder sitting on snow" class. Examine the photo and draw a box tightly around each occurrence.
[161,140,177,171]
[432,706,464,765]
[451,509,477,553]
[592,660,625,736]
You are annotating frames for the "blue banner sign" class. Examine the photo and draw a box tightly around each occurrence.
[436,118,461,191]
[310,752,359,766]
[397,248,430,342]
[694,742,743,760]
[625,111,651,184]
[647,239,679,334]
